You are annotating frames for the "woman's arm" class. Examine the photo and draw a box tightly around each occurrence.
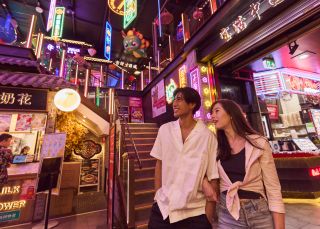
[272,212,285,229]
[259,139,285,227]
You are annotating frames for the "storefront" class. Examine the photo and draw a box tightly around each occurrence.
[195,0,320,198]
[0,45,110,227]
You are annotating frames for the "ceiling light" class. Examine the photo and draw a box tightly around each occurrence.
[291,50,316,60]
[134,70,141,75]
[35,1,43,14]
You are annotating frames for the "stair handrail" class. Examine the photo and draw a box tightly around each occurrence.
[115,98,143,170]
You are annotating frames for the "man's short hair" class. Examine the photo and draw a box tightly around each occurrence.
[0,133,12,142]
[173,87,201,114]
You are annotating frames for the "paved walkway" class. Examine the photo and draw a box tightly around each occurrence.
[4,202,320,229]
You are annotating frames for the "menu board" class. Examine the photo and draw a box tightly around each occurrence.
[129,97,143,123]
[292,138,319,151]
[79,159,99,189]
[310,109,320,136]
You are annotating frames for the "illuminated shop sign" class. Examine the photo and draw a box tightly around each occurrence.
[0,210,20,222]
[0,185,26,212]
[104,21,112,60]
[190,68,201,118]
[47,44,80,55]
[51,7,65,38]
[284,75,320,94]
[114,60,137,69]
[165,79,177,104]
[108,0,124,15]
[220,0,285,42]
[46,0,57,31]
[0,87,47,111]
[123,0,137,29]
[179,65,187,87]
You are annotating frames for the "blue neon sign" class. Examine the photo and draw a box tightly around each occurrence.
[104,21,112,60]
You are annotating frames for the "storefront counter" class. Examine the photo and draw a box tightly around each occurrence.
[0,163,39,226]
[273,152,320,198]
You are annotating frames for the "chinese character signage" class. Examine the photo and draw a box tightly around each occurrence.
[0,87,47,111]
[104,21,112,60]
[151,80,166,118]
[123,0,137,29]
[51,7,65,38]
[179,65,187,87]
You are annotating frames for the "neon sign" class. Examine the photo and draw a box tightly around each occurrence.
[104,21,112,60]
[190,67,200,93]
[165,79,177,104]
[179,65,187,87]
[46,44,80,55]
[51,7,65,38]
[46,0,57,31]
[108,0,124,15]
[123,0,137,29]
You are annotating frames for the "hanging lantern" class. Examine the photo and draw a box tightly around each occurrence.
[193,8,204,21]
[155,9,173,25]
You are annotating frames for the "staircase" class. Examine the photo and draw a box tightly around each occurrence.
[125,123,158,229]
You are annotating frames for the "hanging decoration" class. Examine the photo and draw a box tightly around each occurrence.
[193,8,204,21]
[0,15,17,45]
[123,0,137,29]
[122,28,150,59]
[220,0,286,42]
[155,9,173,25]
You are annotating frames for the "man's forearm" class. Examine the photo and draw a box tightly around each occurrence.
[154,160,162,191]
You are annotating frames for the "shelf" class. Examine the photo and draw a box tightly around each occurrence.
[79,184,99,187]
[273,124,306,129]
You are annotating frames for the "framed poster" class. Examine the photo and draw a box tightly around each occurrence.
[151,80,166,118]
[107,125,116,229]
[15,114,32,131]
[79,159,100,191]
[7,131,38,157]
[129,97,143,123]
[0,114,12,132]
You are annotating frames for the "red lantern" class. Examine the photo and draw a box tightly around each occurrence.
[193,8,204,21]
[108,64,117,70]
[155,9,173,25]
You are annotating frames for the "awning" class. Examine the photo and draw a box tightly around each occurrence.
[0,71,76,90]
[0,56,39,68]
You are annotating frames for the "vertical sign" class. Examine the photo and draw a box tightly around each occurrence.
[179,65,187,87]
[151,80,166,118]
[190,67,201,118]
[46,0,57,31]
[104,21,112,60]
[123,0,137,29]
[51,7,65,38]
[107,126,116,229]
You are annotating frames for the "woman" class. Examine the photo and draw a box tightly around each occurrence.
[0,133,13,185]
[203,99,285,229]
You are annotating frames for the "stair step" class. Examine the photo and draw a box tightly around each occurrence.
[125,132,158,137]
[135,177,155,191]
[135,203,153,222]
[135,167,155,179]
[135,189,155,206]
[125,138,156,145]
[126,127,159,133]
[128,123,158,127]
[126,143,153,152]
[127,151,153,159]
[136,220,148,229]
[135,158,156,168]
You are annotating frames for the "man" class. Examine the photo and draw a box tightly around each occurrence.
[0,133,13,185]
[148,87,219,228]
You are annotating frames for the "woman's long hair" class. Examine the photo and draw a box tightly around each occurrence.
[212,99,262,161]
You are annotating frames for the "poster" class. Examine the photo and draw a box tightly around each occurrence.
[151,80,166,118]
[266,104,279,120]
[40,133,66,160]
[310,109,320,136]
[15,114,32,131]
[0,114,11,132]
[107,126,115,229]
[8,131,38,156]
[80,159,99,186]
[31,113,47,131]
[129,97,143,123]
[39,133,66,195]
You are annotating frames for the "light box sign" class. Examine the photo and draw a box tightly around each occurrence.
[179,65,187,87]
[46,0,57,31]
[104,21,112,60]
[123,0,137,29]
[51,7,65,38]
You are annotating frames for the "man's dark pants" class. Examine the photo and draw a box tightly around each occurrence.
[148,202,212,229]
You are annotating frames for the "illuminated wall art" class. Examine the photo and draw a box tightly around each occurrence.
[190,67,200,93]
[51,7,65,38]
[179,65,187,87]
[46,0,57,31]
[123,0,137,29]
[122,29,150,59]
[108,0,124,15]
[165,79,177,104]
[104,21,112,60]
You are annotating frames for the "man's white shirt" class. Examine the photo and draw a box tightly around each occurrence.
[150,120,219,223]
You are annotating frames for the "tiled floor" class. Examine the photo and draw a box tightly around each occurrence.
[3,202,320,229]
